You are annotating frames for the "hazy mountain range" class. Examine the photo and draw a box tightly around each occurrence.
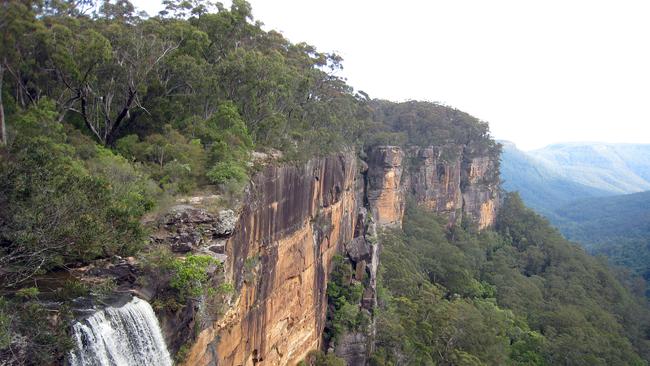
[500,141,650,281]
[500,141,650,213]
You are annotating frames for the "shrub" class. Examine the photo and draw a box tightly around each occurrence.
[206,160,248,185]
[169,255,222,302]
[114,126,208,194]
[0,135,148,287]
[325,255,368,343]
[0,297,74,365]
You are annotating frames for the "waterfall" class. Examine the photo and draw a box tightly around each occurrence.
[68,297,172,366]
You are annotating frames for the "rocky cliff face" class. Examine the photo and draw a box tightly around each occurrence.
[366,145,499,229]
[461,155,500,230]
[407,145,464,225]
[184,152,362,366]
[171,144,498,365]
[366,146,406,228]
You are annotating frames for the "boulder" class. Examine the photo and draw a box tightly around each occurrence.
[214,210,237,237]
[345,237,371,263]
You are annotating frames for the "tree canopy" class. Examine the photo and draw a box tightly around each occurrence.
[370,195,650,365]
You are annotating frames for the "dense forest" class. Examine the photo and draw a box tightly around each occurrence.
[501,143,650,294]
[552,190,650,288]
[369,195,650,365]
[0,0,494,363]
[1,1,649,365]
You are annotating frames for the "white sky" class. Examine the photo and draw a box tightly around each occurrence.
[133,0,650,150]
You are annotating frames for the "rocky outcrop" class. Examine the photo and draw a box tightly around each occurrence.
[331,208,379,366]
[461,156,500,230]
[366,146,406,228]
[407,145,464,225]
[151,206,235,258]
[366,145,499,229]
[334,332,369,365]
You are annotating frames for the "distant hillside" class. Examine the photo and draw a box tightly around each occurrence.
[499,141,613,214]
[552,190,650,280]
[501,142,650,282]
[529,142,650,194]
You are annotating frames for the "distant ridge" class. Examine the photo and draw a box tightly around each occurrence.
[500,141,614,214]
[500,141,650,282]
[528,142,650,194]
[500,141,650,212]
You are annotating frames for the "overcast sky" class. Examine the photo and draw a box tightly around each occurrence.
[133,0,650,150]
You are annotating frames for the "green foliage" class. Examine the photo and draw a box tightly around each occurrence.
[15,287,39,300]
[55,279,91,301]
[546,190,650,288]
[116,125,207,193]
[7,99,65,143]
[215,282,235,295]
[143,248,229,316]
[4,3,645,366]
[0,296,74,365]
[199,101,253,187]
[299,350,346,366]
[204,101,253,156]
[365,100,500,160]
[495,193,649,365]
[0,299,9,350]
[169,254,221,302]
[0,103,152,287]
[85,145,159,216]
[501,143,650,291]
[0,100,158,361]
[325,255,367,344]
[1,0,497,193]
[207,160,248,185]
[90,279,118,298]
[510,331,547,366]
[243,254,260,283]
[371,199,650,365]
[140,246,176,273]
[175,343,191,364]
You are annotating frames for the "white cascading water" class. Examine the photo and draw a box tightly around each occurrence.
[68,297,172,366]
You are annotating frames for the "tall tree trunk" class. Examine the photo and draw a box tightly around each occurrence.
[104,87,136,146]
[0,63,6,146]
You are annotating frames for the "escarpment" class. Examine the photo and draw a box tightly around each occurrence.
[366,145,499,230]
[183,152,362,365]
[162,144,499,365]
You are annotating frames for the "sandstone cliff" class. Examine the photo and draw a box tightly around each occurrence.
[184,152,362,365]
[366,146,406,228]
[166,144,499,366]
[366,145,499,230]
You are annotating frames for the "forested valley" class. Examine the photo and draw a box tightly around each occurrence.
[369,195,649,365]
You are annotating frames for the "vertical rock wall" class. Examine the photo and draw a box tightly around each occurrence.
[333,145,499,365]
[365,146,407,228]
[366,146,499,229]
[407,146,464,224]
[181,144,499,366]
[461,156,500,230]
[184,152,361,366]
